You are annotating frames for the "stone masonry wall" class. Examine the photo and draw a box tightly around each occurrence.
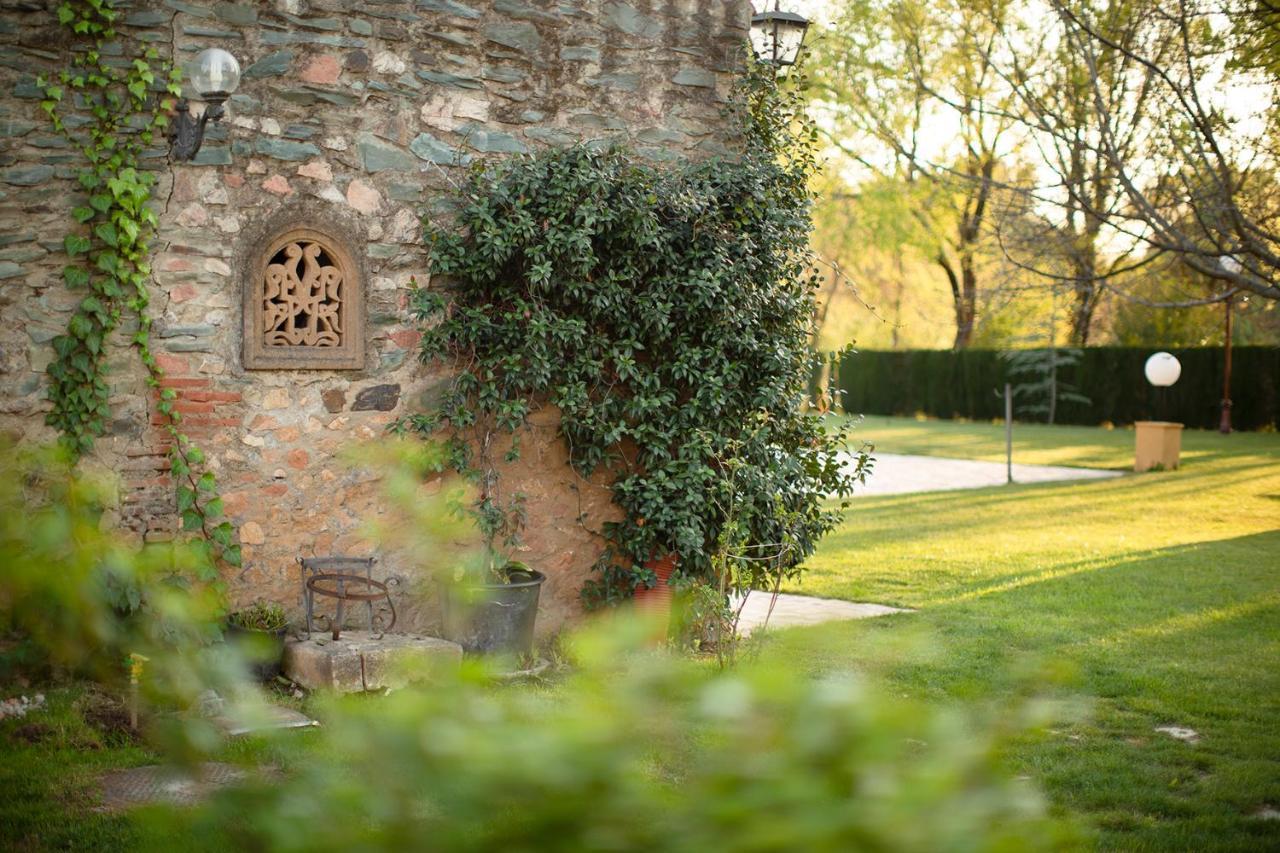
[0,0,749,637]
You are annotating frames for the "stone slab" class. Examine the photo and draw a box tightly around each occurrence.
[97,763,248,811]
[284,631,462,693]
[734,591,910,635]
[209,703,319,737]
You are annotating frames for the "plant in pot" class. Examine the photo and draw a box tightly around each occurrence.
[439,454,545,661]
[225,602,289,682]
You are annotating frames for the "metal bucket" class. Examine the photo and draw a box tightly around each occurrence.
[441,568,545,657]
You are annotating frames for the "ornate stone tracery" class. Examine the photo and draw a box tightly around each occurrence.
[263,240,344,348]
[244,225,364,370]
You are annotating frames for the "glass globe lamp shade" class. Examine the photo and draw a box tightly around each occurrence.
[1144,352,1182,387]
[750,9,809,66]
[187,48,241,102]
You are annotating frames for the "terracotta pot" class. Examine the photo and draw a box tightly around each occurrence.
[633,552,677,619]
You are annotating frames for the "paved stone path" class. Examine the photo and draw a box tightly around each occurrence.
[846,452,1124,496]
[734,591,909,635]
[735,452,1125,634]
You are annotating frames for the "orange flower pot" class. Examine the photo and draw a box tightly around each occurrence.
[633,552,677,622]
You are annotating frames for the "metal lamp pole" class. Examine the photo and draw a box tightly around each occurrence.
[1219,292,1233,434]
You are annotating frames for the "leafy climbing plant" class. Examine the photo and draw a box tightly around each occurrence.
[38,0,240,572]
[398,60,859,601]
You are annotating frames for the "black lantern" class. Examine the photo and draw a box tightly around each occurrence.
[170,48,241,161]
[750,2,810,67]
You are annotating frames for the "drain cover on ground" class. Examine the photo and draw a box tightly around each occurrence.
[97,762,247,811]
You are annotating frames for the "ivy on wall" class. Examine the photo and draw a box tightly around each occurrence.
[39,0,240,571]
[399,63,859,601]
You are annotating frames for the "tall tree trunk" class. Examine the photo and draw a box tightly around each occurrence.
[1070,285,1098,345]
[938,251,977,350]
[892,252,905,349]
[1068,240,1099,345]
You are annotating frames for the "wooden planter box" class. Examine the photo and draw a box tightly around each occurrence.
[1135,421,1183,472]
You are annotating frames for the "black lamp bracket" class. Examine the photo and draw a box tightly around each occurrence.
[169,98,225,162]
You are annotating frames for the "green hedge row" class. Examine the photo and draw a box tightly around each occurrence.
[831,347,1280,430]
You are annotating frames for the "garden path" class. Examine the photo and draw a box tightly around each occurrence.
[846,452,1124,496]
[736,452,1124,634]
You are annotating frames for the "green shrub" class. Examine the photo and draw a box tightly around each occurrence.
[166,619,1078,851]
[399,65,860,602]
[0,442,224,683]
[836,347,1280,429]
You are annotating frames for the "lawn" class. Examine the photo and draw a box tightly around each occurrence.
[773,416,1280,849]
[3,417,1276,850]
[838,413,1280,469]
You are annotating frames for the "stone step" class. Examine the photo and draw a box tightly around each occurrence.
[284,630,462,693]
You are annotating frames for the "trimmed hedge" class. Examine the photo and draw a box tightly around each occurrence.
[833,347,1280,430]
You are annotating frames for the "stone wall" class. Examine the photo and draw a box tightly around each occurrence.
[0,0,749,636]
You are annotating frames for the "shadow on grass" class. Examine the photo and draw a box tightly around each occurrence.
[827,460,1280,553]
[768,528,1280,850]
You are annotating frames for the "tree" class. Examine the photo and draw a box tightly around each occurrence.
[1007,0,1280,303]
[996,0,1175,343]
[810,0,1024,348]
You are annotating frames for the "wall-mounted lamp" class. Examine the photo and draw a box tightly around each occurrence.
[749,1,810,67]
[170,48,241,161]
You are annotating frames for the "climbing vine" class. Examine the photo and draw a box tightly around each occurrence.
[398,60,860,601]
[39,0,240,571]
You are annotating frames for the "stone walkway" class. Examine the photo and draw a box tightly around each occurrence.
[735,452,1124,634]
[735,591,909,635]
[847,452,1124,496]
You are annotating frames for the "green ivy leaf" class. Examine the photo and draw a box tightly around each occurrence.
[94,222,118,247]
[63,234,91,257]
[63,265,89,288]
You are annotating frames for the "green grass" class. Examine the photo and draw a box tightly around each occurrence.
[771,416,1280,849]
[0,686,156,850]
[0,684,307,851]
[841,413,1280,469]
[4,418,1276,850]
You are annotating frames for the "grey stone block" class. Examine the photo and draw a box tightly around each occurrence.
[483,22,541,53]
[1,165,53,186]
[673,68,717,88]
[358,133,417,172]
[256,137,322,162]
[283,631,463,693]
[243,50,293,80]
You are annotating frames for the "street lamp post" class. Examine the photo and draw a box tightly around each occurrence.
[1220,292,1233,434]
[1217,255,1242,435]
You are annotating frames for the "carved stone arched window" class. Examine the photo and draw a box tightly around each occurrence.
[244,226,364,370]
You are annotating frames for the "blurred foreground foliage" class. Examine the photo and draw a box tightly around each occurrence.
[0,442,223,679]
[153,617,1078,852]
[2,440,1078,850]
[0,441,255,761]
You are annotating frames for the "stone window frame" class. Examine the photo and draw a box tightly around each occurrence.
[243,224,365,370]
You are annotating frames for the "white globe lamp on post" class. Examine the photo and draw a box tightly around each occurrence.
[1144,352,1181,388]
[1135,352,1183,472]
